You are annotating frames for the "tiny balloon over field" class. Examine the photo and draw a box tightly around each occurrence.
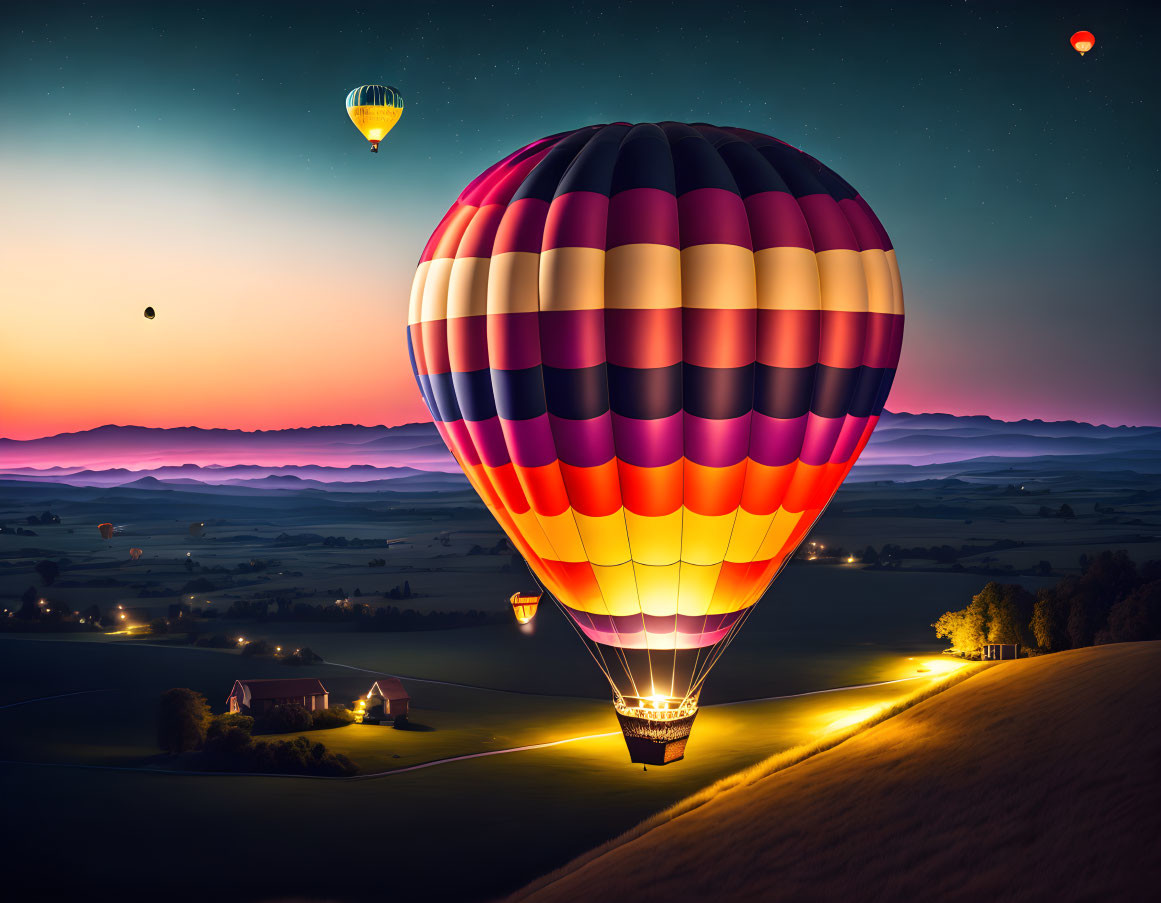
[189,522,205,537]
[345,85,403,152]
[1071,31,1095,55]
[509,592,541,626]
[143,307,155,320]
[97,523,114,540]
[129,547,143,560]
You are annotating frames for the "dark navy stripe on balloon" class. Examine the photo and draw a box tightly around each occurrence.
[683,364,754,420]
[491,367,546,421]
[452,370,498,421]
[544,364,609,420]
[608,364,682,421]
[422,362,895,424]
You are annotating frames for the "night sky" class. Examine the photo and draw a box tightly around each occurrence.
[1,0,1157,438]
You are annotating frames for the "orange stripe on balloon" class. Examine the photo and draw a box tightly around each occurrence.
[739,460,797,516]
[559,459,622,518]
[618,459,683,517]
[430,204,480,262]
[512,461,571,517]
[684,460,748,516]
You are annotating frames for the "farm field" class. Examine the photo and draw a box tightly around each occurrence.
[0,633,976,902]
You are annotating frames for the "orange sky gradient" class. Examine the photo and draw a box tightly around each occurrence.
[1,149,430,439]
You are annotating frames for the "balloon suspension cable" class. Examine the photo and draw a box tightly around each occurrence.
[525,565,619,691]
[682,493,841,705]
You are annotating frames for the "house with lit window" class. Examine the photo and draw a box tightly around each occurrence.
[227,678,329,716]
[363,677,410,722]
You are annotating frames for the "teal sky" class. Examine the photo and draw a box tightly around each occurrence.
[2,0,1158,436]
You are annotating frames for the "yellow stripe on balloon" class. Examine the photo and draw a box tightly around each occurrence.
[679,244,758,310]
[754,247,822,311]
[486,252,542,315]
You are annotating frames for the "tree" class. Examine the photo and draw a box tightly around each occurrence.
[1032,585,1071,652]
[1104,581,1161,643]
[157,688,210,754]
[933,593,988,654]
[35,560,60,586]
[861,545,878,564]
[18,586,40,619]
[1056,503,1075,518]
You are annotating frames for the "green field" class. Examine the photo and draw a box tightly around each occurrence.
[0,634,974,902]
[2,474,1156,901]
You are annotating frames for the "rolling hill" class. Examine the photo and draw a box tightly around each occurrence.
[515,643,1161,903]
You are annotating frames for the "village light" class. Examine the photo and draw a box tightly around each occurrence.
[119,613,127,620]
[847,556,856,563]
[236,636,246,645]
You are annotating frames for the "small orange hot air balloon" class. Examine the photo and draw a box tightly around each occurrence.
[1070,31,1095,55]
[509,592,541,625]
[97,523,114,540]
[129,548,143,560]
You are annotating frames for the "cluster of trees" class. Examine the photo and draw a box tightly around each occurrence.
[862,539,1023,566]
[468,539,512,556]
[22,511,61,525]
[217,595,505,632]
[933,552,1161,656]
[157,689,358,776]
[2,586,102,631]
[274,532,383,549]
[1037,504,1076,518]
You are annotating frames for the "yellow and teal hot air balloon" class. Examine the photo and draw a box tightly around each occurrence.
[408,123,905,766]
[345,85,403,153]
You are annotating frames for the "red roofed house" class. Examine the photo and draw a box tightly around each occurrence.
[365,677,410,722]
[227,678,328,716]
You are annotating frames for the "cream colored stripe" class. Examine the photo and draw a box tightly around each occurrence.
[408,260,431,326]
[681,244,757,310]
[539,247,605,312]
[419,258,454,324]
[488,251,541,315]
[816,249,869,314]
[755,246,821,311]
[606,244,682,309]
[860,249,895,317]
[446,257,491,319]
[886,249,905,315]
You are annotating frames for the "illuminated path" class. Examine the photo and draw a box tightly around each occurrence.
[0,689,114,709]
[0,730,622,781]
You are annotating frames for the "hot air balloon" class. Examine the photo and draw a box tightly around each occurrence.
[345,85,404,153]
[408,123,904,765]
[129,547,143,560]
[1070,31,1095,55]
[144,307,155,320]
[509,592,542,625]
[97,523,114,540]
[189,522,205,538]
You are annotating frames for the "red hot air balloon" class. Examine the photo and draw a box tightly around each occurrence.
[97,523,114,540]
[407,123,904,765]
[1071,31,1095,55]
[129,548,143,560]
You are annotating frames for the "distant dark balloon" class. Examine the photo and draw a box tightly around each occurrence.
[189,522,205,537]
[144,307,156,319]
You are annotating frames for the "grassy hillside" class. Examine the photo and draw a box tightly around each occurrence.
[517,642,1161,903]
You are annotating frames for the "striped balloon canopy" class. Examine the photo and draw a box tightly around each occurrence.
[407,122,904,764]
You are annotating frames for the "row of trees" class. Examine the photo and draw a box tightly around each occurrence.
[157,689,358,776]
[933,551,1161,655]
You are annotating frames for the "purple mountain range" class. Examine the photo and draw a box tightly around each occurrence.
[1,413,1157,490]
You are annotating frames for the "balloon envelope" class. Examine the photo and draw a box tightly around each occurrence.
[345,85,403,152]
[408,122,904,762]
[1071,30,1095,54]
[143,307,155,319]
[129,547,143,560]
[188,522,205,537]
[97,523,114,540]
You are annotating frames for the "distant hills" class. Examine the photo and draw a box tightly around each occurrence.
[1,412,1157,491]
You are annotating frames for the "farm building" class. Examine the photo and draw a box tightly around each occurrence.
[364,677,410,722]
[981,643,1020,660]
[227,678,329,716]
